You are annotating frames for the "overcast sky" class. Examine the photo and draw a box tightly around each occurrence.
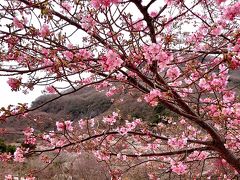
[0,77,43,108]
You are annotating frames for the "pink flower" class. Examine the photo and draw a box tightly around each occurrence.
[166,66,181,80]
[0,153,11,162]
[117,127,129,135]
[103,112,118,125]
[65,120,73,131]
[147,143,159,150]
[24,136,36,145]
[143,43,172,71]
[171,162,187,175]
[23,127,34,137]
[234,103,240,118]
[188,151,209,161]
[215,0,226,5]
[56,138,66,147]
[223,91,235,103]
[7,78,21,91]
[106,86,118,97]
[39,24,50,37]
[13,17,24,29]
[61,2,72,12]
[78,119,86,129]
[148,173,160,180]
[91,0,119,8]
[63,51,74,61]
[45,86,56,94]
[5,175,13,180]
[93,150,110,161]
[132,19,144,31]
[144,89,163,106]
[223,2,240,20]
[56,121,65,131]
[14,147,25,162]
[150,11,158,18]
[102,50,123,71]
[56,121,73,131]
[198,78,211,91]
[76,49,93,60]
[168,137,187,149]
[81,14,96,31]
[211,26,222,36]
[117,153,127,161]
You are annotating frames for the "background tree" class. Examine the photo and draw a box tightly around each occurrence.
[0,0,240,179]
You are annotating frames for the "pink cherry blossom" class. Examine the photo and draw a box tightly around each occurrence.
[211,26,222,36]
[223,91,235,103]
[7,78,21,91]
[13,17,24,29]
[93,150,110,161]
[61,2,72,12]
[106,86,118,97]
[39,24,50,37]
[215,0,226,5]
[150,11,158,18]
[45,86,56,94]
[5,175,13,180]
[132,19,144,31]
[198,78,211,91]
[56,121,73,132]
[101,50,123,71]
[166,66,181,80]
[0,153,11,162]
[171,162,187,175]
[56,121,65,131]
[78,119,86,129]
[168,137,187,149]
[63,51,74,61]
[14,147,25,163]
[81,14,96,31]
[103,112,118,125]
[188,151,209,161]
[223,2,240,20]
[65,120,73,131]
[23,127,34,137]
[143,43,173,71]
[91,0,119,8]
[144,89,163,106]
[76,49,93,60]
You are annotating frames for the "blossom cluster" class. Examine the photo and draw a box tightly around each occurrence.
[101,50,123,71]
[170,161,187,175]
[103,112,119,125]
[144,89,164,106]
[91,0,120,8]
[143,43,173,71]
[223,2,240,20]
[167,137,188,149]
[23,127,36,145]
[13,147,25,163]
[56,120,73,132]
[7,78,21,91]
[116,118,142,135]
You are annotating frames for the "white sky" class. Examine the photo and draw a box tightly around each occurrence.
[0,77,43,107]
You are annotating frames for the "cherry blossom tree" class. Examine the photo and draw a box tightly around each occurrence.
[0,0,240,179]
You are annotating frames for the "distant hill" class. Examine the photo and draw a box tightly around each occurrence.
[1,86,170,143]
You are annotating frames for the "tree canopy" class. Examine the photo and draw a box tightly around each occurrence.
[0,0,240,179]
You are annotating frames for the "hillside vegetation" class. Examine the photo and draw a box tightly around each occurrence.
[1,86,170,143]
